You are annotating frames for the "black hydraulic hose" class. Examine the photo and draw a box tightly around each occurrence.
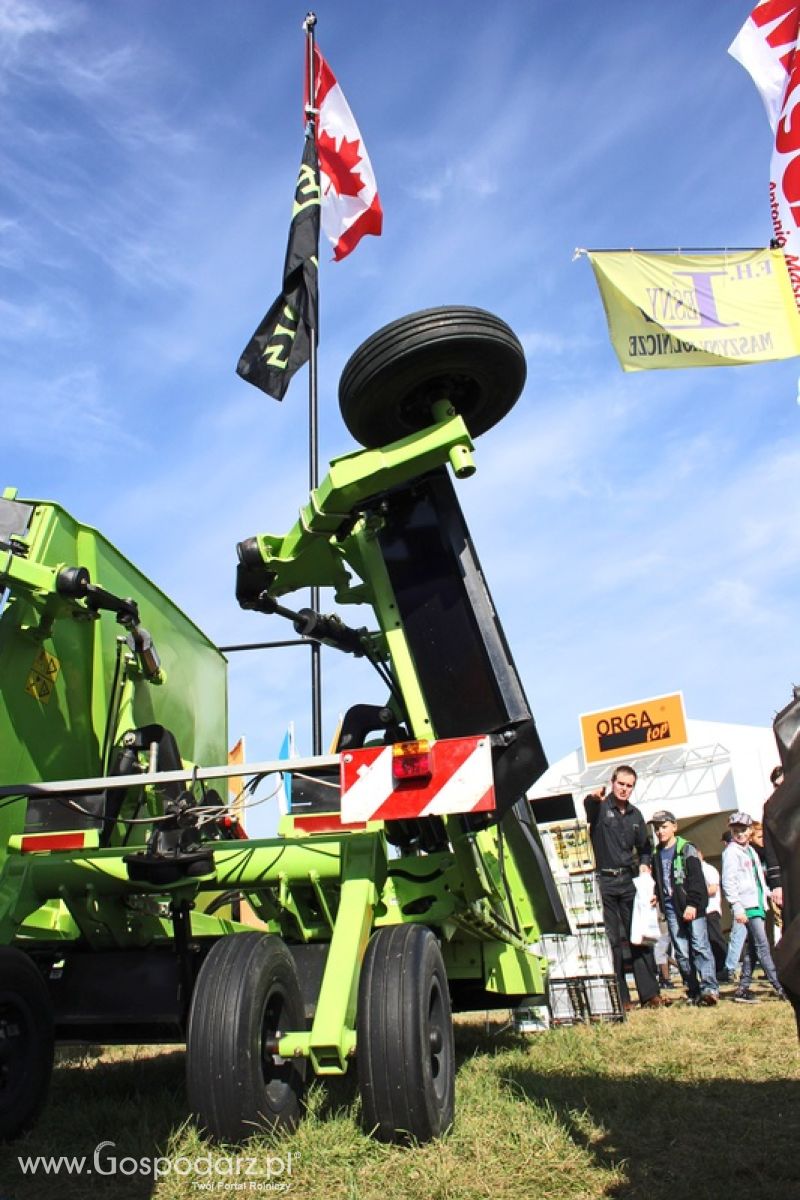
[100,639,125,775]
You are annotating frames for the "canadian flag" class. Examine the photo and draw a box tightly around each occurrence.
[308,46,383,261]
[730,2,800,304]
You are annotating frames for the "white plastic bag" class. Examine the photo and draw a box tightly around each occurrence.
[630,874,660,945]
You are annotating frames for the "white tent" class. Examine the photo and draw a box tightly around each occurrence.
[529,718,779,862]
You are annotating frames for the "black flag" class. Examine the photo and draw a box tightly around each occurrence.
[236,134,320,400]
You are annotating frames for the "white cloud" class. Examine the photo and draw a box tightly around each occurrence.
[0,0,81,92]
[405,161,499,205]
[52,43,140,99]
[699,578,767,625]
[4,366,141,460]
[0,0,64,50]
[0,295,61,339]
[519,328,598,357]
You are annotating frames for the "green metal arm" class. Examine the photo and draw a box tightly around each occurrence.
[249,413,474,600]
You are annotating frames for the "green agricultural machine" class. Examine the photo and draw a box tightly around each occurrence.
[0,307,568,1144]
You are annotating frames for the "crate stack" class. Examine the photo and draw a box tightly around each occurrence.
[537,818,624,1025]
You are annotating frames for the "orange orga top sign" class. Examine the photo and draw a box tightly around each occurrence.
[579,692,688,765]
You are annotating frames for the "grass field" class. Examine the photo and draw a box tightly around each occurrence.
[1,985,798,1200]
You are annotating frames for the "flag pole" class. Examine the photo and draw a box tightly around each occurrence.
[304,11,323,755]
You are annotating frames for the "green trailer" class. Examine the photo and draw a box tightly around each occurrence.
[0,307,568,1144]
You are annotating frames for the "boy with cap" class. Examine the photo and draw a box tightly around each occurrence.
[650,811,719,1005]
[721,811,786,1003]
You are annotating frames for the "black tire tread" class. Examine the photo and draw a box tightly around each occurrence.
[357,924,454,1142]
[0,947,54,1142]
[186,933,306,1143]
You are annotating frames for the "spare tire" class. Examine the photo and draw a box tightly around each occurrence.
[338,306,526,448]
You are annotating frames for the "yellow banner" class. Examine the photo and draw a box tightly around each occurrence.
[580,692,687,765]
[588,249,800,370]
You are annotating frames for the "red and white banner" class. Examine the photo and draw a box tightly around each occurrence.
[730,1,800,304]
[309,46,383,261]
[340,736,495,824]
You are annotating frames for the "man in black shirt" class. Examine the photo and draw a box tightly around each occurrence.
[584,764,667,1010]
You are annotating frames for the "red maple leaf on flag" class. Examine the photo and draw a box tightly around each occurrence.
[317,130,364,197]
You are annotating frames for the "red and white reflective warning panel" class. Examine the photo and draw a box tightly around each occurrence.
[340,735,495,824]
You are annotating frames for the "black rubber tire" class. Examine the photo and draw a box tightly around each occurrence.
[338,306,526,447]
[357,924,455,1143]
[186,933,306,1142]
[0,948,54,1142]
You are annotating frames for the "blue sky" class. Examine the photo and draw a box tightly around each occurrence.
[3,0,799,830]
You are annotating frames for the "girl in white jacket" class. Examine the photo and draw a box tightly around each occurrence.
[721,811,786,1003]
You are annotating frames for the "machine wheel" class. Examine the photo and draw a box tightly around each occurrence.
[0,948,54,1141]
[186,933,306,1142]
[338,306,526,448]
[357,924,455,1142]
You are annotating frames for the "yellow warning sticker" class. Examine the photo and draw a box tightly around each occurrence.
[25,650,60,704]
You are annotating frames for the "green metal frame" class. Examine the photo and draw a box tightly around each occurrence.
[0,407,553,1075]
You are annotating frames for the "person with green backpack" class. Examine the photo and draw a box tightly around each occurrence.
[650,811,719,1006]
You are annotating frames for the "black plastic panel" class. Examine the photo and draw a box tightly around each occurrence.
[369,469,549,813]
[376,469,530,737]
[0,497,33,547]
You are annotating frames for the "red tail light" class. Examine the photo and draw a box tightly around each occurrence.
[392,739,433,785]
